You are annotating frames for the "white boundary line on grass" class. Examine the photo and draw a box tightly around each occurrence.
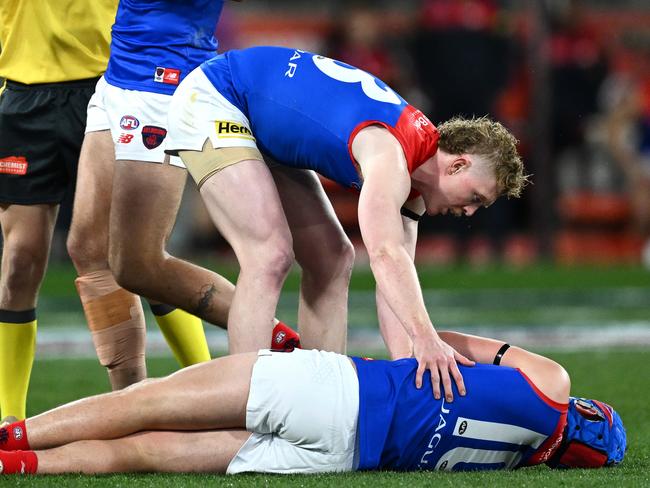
[35,323,650,359]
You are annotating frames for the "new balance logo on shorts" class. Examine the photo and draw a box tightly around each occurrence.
[0,156,28,175]
[118,133,134,144]
[215,121,255,141]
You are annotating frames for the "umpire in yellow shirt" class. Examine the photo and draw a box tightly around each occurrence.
[0,0,116,421]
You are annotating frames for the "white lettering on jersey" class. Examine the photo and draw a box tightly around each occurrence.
[285,50,306,78]
[420,399,451,466]
[312,55,402,105]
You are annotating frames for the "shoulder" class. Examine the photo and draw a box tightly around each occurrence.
[502,347,571,406]
[352,124,403,154]
[351,124,408,176]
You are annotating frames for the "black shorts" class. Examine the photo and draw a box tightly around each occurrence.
[0,78,99,204]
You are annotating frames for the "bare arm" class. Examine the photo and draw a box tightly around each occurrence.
[376,199,422,359]
[438,331,571,405]
[353,126,473,402]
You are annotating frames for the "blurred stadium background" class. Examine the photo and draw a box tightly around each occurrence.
[29,0,650,357]
[2,0,649,484]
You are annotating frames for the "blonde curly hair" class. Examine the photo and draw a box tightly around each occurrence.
[437,116,529,198]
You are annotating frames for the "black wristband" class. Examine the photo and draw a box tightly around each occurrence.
[400,207,422,221]
[493,343,511,365]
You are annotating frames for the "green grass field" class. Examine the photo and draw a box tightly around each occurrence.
[4,263,649,486]
[10,350,649,487]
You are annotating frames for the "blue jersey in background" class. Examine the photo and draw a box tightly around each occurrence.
[105,0,224,94]
[351,358,568,471]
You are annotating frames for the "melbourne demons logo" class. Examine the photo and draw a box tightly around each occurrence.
[141,125,167,150]
[120,115,140,131]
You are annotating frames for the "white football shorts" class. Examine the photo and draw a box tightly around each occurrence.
[85,76,184,167]
[166,67,258,154]
[227,348,360,474]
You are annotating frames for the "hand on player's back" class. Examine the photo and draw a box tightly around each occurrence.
[413,331,474,402]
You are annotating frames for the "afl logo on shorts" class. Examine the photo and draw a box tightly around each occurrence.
[12,426,23,441]
[120,115,140,131]
[141,125,168,150]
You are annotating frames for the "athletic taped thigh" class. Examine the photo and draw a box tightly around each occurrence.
[179,139,264,189]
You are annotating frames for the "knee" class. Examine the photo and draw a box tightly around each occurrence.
[240,242,295,289]
[301,235,355,283]
[109,252,147,295]
[262,245,295,283]
[336,238,356,275]
[0,242,49,293]
[108,237,165,295]
[67,225,108,273]
[122,431,178,472]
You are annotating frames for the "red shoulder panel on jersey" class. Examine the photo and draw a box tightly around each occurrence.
[347,105,439,199]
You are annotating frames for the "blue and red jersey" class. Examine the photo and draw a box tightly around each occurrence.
[199,46,440,190]
[351,358,567,471]
[105,0,224,95]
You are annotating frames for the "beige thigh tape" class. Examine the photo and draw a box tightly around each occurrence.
[179,140,264,188]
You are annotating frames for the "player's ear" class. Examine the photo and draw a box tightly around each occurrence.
[448,156,470,175]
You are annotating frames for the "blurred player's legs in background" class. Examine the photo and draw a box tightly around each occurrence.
[108,157,236,330]
[67,130,149,389]
[270,165,354,352]
[0,204,56,420]
[67,129,212,390]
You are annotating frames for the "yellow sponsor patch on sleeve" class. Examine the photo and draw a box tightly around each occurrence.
[215,120,256,141]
